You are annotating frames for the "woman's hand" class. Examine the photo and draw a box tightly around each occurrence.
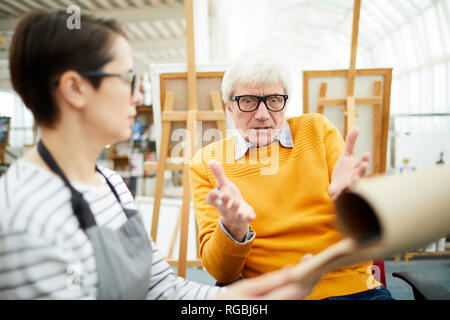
[212,254,320,300]
[328,127,370,201]
[206,160,256,242]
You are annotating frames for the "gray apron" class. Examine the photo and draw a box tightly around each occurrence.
[38,140,152,299]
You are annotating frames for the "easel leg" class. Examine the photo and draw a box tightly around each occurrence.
[317,82,328,114]
[177,163,191,277]
[372,81,382,174]
[167,208,182,259]
[151,92,174,241]
[151,123,171,241]
[0,145,5,164]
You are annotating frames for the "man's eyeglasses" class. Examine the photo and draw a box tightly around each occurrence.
[78,71,139,95]
[230,95,288,112]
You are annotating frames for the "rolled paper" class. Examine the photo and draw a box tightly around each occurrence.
[292,165,450,282]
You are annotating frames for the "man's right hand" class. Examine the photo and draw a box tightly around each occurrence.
[206,160,256,242]
[212,254,320,300]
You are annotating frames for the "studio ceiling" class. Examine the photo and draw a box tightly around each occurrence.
[0,0,444,79]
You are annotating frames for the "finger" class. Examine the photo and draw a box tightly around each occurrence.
[206,189,220,206]
[230,267,292,297]
[356,161,369,178]
[208,160,228,189]
[207,190,228,209]
[262,283,310,300]
[220,193,232,207]
[350,169,367,185]
[332,188,345,201]
[221,198,234,211]
[354,151,369,164]
[229,199,240,214]
[343,127,360,156]
[246,208,256,221]
[301,253,313,263]
[353,158,369,175]
[217,194,233,214]
[361,151,370,162]
[236,211,254,223]
[354,153,370,170]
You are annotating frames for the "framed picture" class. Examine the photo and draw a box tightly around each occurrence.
[0,116,11,145]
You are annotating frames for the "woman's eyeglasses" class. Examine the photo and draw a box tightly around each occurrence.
[230,94,288,112]
[78,71,139,95]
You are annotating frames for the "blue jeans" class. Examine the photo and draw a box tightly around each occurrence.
[324,286,394,300]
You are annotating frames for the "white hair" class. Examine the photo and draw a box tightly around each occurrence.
[221,51,292,104]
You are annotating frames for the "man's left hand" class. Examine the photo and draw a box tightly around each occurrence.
[328,127,370,201]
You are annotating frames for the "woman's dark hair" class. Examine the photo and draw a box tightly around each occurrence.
[9,9,127,127]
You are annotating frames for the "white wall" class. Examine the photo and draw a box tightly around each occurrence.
[394,131,450,170]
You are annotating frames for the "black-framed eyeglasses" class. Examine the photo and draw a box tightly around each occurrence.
[230,94,288,112]
[78,71,139,95]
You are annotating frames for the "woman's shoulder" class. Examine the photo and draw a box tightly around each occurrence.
[0,159,71,235]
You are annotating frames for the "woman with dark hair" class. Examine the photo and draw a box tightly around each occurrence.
[0,9,319,299]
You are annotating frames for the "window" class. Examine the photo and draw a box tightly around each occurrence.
[399,76,409,114]
[0,91,14,117]
[0,91,34,147]
[417,15,431,61]
[409,72,420,113]
[436,3,450,54]
[422,5,444,58]
[432,63,447,113]
[400,25,417,69]
[411,19,427,66]
[448,61,450,111]
[420,68,433,113]
[390,77,400,115]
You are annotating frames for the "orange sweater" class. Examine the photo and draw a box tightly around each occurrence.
[189,113,380,300]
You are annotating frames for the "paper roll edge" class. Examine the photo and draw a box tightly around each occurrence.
[335,166,450,257]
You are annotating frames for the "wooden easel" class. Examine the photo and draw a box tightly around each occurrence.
[303,0,392,175]
[344,0,362,136]
[313,0,365,138]
[0,144,6,164]
[309,0,367,138]
[143,0,227,277]
[317,79,384,174]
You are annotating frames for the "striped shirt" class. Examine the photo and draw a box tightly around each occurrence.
[0,159,222,300]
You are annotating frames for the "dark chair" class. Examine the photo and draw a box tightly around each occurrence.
[373,259,450,300]
[216,260,450,300]
[392,271,450,300]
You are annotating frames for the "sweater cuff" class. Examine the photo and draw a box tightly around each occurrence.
[211,220,255,257]
[218,217,255,244]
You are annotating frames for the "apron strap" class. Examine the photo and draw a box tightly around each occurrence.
[95,168,136,219]
[95,166,122,205]
[37,140,74,190]
[37,140,97,229]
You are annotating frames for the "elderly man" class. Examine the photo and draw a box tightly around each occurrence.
[189,52,393,300]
